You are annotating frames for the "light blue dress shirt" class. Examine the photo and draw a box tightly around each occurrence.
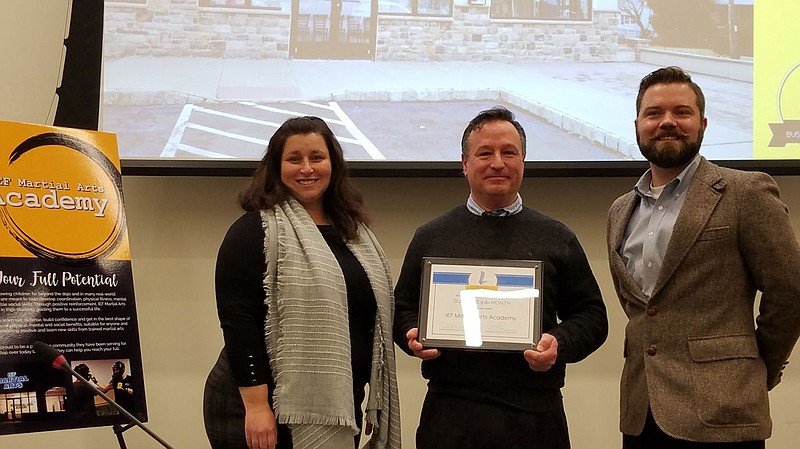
[620,156,701,298]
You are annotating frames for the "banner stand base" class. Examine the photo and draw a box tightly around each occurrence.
[113,423,135,449]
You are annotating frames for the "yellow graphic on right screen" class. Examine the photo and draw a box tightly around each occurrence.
[755,2,800,157]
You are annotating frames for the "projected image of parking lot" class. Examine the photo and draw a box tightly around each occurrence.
[102,0,753,163]
[103,99,622,161]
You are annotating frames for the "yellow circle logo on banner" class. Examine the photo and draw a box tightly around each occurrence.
[0,127,128,265]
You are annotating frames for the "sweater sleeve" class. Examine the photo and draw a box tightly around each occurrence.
[393,228,426,355]
[548,235,609,364]
[215,211,271,386]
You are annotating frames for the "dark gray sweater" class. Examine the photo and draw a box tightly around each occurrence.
[394,205,608,410]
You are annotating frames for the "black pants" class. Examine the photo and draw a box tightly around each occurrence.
[623,410,765,449]
[416,391,570,449]
[203,352,293,449]
[203,350,362,449]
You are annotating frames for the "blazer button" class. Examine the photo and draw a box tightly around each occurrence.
[646,307,657,316]
[646,346,657,356]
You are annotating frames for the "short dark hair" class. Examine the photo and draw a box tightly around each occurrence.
[636,66,705,117]
[460,106,526,157]
[238,116,368,240]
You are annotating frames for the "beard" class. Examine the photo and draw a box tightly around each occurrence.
[637,128,704,169]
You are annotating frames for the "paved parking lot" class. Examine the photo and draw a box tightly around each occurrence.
[104,99,620,162]
[102,58,753,163]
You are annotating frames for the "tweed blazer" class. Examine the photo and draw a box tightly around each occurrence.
[606,157,800,442]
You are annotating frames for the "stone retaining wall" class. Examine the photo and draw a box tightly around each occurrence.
[104,1,619,62]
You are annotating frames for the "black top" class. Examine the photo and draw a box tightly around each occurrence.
[112,374,136,414]
[393,205,608,411]
[70,381,97,417]
[215,211,377,391]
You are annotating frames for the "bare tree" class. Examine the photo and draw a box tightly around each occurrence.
[647,0,718,50]
[618,0,652,38]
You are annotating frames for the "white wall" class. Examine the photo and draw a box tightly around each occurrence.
[0,0,69,125]
[5,175,800,448]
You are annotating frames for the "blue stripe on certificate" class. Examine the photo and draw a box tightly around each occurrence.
[495,274,534,287]
[432,272,534,287]
[432,273,470,284]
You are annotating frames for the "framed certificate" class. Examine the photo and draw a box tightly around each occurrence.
[418,257,543,351]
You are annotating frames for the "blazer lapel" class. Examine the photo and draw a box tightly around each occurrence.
[609,192,649,305]
[650,159,725,298]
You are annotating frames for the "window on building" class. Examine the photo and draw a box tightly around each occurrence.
[45,387,66,413]
[198,0,282,10]
[105,0,147,4]
[377,0,452,17]
[491,0,591,21]
[197,1,450,16]
[0,392,39,417]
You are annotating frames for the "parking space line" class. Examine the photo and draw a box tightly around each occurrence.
[329,102,385,160]
[173,142,236,158]
[185,123,269,146]
[298,101,335,112]
[161,104,194,157]
[240,102,345,126]
[163,101,382,160]
[193,105,284,128]
[337,136,361,145]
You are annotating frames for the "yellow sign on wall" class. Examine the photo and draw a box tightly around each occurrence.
[0,121,147,435]
[0,121,129,263]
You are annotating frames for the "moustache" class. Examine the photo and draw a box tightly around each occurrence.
[652,131,688,140]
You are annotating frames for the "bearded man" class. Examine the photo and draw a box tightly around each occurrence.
[607,66,800,449]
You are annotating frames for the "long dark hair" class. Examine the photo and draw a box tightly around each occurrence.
[238,116,368,240]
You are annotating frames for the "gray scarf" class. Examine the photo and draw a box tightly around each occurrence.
[261,198,401,449]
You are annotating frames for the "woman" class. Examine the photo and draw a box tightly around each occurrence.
[203,116,401,449]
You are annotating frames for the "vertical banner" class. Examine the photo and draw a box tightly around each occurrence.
[0,120,145,434]
[754,1,800,157]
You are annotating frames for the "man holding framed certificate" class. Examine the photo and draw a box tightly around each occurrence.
[394,106,608,449]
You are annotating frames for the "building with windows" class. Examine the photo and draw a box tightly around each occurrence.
[104,0,622,62]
